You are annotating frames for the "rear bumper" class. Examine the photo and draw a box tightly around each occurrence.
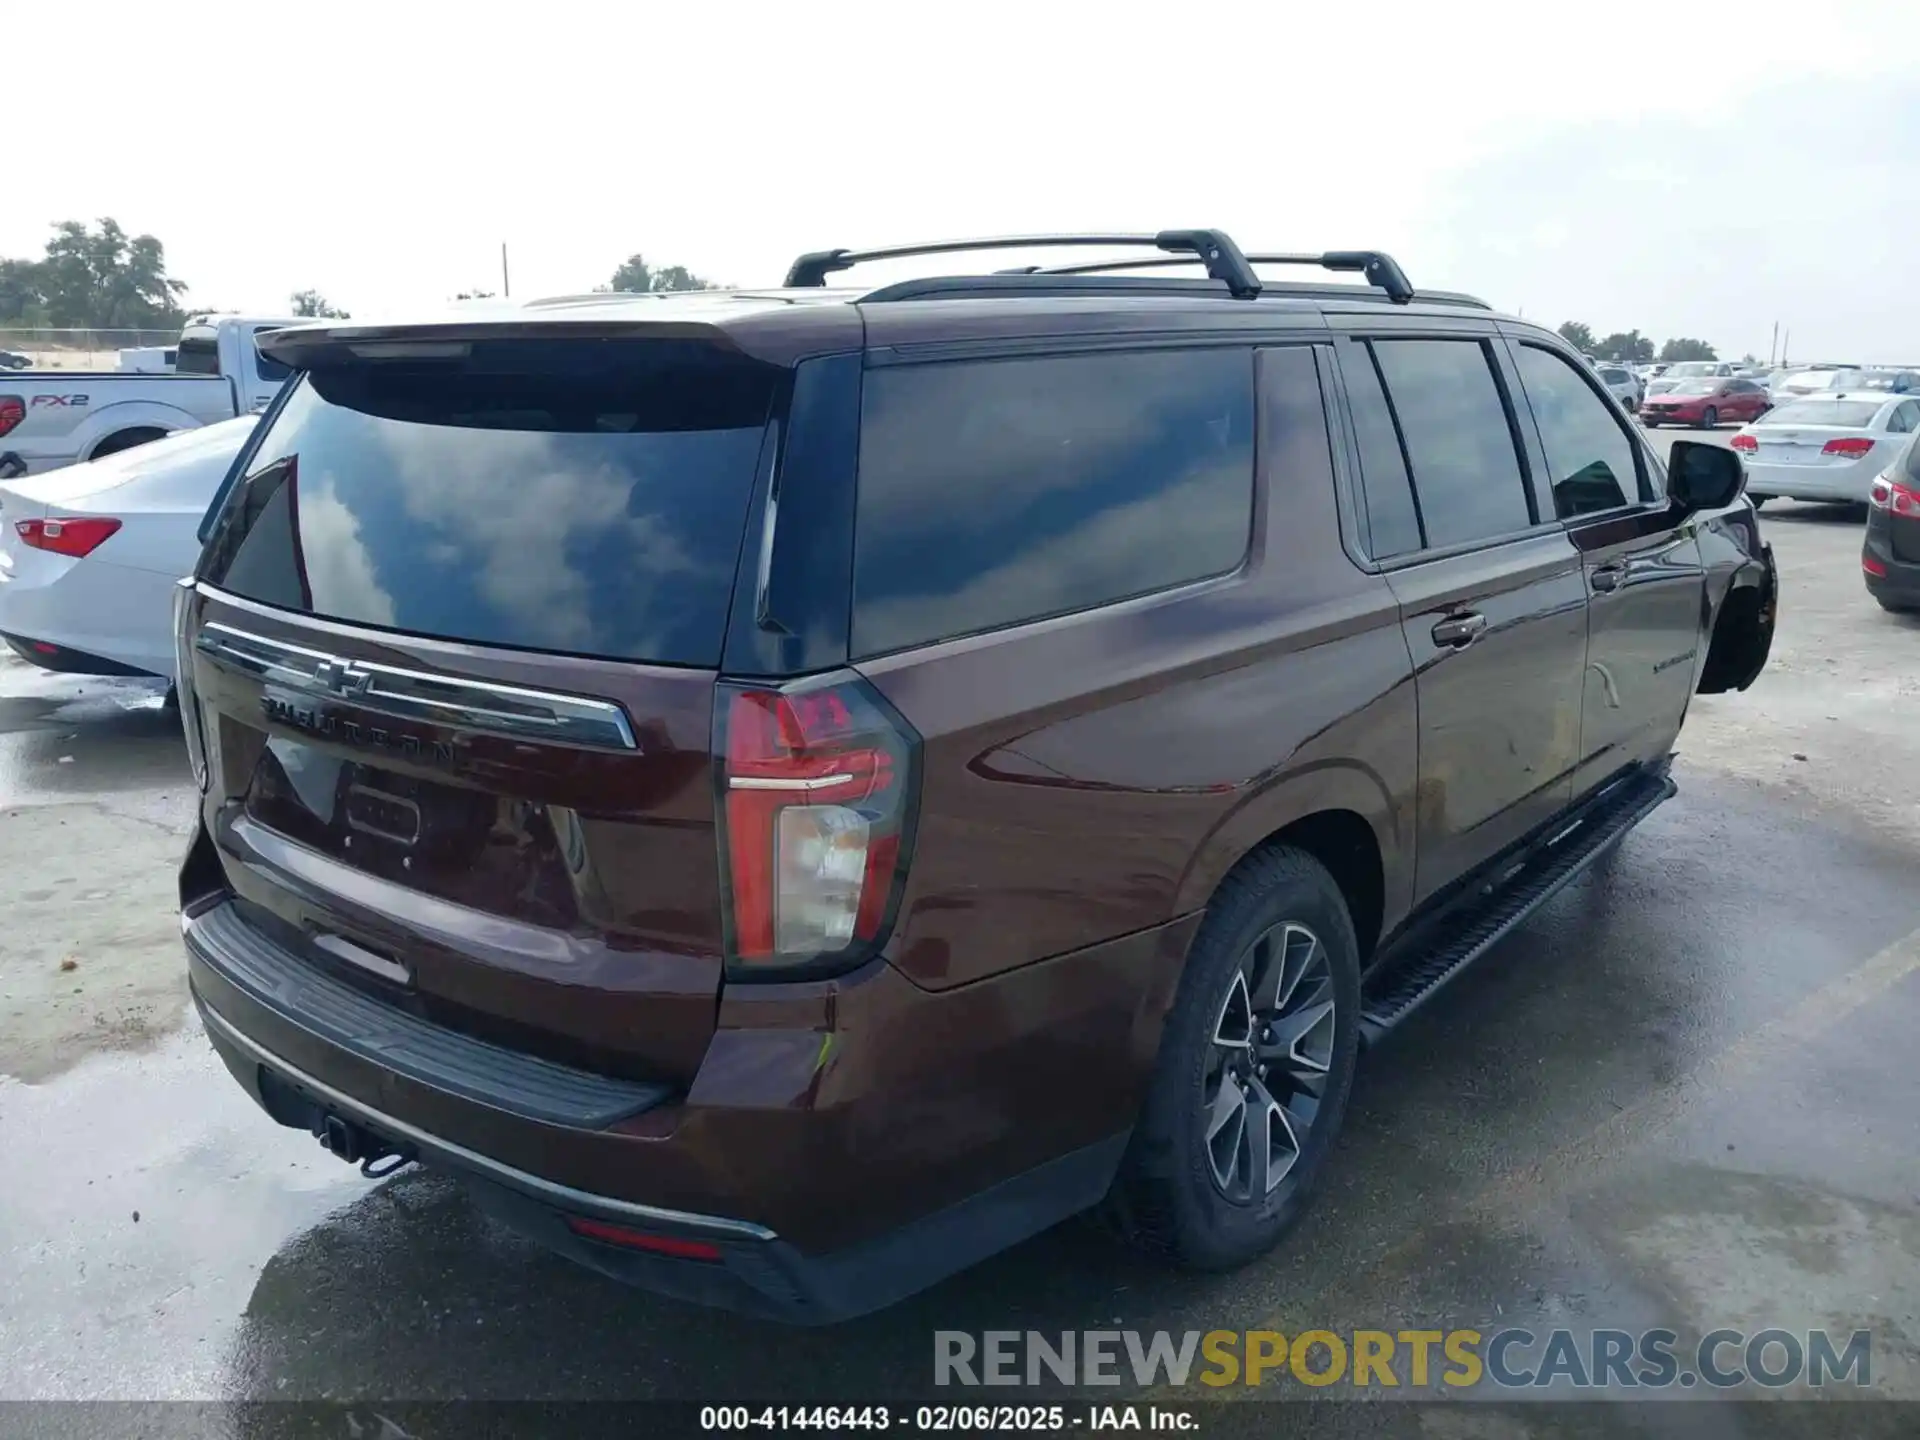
[191,975,1125,1324]
[3,630,158,677]
[0,550,179,678]
[1863,521,1920,605]
[183,873,1186,1320]
[1745,460,1878,503]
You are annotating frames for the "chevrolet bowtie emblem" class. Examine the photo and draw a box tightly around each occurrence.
[312,657,374,698]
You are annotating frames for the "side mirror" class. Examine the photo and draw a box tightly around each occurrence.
[1667,439,1746,513]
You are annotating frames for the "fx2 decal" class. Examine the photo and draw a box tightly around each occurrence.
[30,394,89,407]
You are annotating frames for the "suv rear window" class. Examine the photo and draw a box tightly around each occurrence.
[851,348,1256,657]
[199,340,775,666]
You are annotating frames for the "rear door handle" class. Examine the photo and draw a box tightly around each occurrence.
[1590,563,1627,593]
[1431,612,1487,648]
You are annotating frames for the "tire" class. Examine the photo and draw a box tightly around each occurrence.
[1106,846,1362,1271]
[1643,419,1659,429]
[90,427,168,460]
[1698,406,1718,429]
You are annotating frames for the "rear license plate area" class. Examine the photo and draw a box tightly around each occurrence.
[345,782,421,846]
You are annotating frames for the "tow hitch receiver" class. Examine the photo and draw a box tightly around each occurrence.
[315,1113,415,1178]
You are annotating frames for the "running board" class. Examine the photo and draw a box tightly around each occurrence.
[1360,771,1677,1042]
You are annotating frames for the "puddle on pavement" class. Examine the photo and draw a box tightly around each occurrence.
[0,803,192,1082]
[0,1029,368,1399]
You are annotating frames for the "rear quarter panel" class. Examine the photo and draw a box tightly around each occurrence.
[6,383,230,468]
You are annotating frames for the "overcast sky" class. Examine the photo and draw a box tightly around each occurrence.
[8,0,1918,362]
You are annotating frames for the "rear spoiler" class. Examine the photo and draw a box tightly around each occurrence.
[257,318,747,369]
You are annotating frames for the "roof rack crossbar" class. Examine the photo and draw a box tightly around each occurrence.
[1039,250,1416,304]
[784,231,1263,298]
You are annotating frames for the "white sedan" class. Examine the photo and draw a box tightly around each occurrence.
[1732,394,1920,507]
[0,416,253,682]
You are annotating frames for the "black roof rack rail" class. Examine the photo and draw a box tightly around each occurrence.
[1038,250,1416,304]
[784,231,1264,298]
[853,273,1490,310]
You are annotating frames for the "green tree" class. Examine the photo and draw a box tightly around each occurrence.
[1659,337,1717,362]
[608,254,715,293]
[15,218,190,329]
[289,289,348,319]
[0,258,47,326]
[1595,330,1655,364]
[1556,321,1596,353]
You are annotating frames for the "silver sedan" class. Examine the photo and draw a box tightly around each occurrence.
[1733,394,1920,507]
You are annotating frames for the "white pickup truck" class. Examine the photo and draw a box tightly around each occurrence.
[0,315,298,478]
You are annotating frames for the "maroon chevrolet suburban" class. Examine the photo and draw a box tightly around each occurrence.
[174,231,1776,1322]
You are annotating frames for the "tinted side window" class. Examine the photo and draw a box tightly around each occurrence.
[1513,344,1644,518]
[1339,342,1423,558]
[852,348,1255,656]
[1370,339,1532,548]
[255,329,292,383]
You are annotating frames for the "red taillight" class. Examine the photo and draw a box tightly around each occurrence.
[563,1216,723,1261]
[15,516,121,558]
[0,396,22,439]
[717,674,918,975]
[1730,433,1758,452]
[1822,437,1874,457]
[1863,555,1889,577]
[1877,479,1920,518]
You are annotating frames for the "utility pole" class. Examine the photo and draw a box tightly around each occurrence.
[501,243,511,298]
[1769,321,1779,368]
[1781,328,1790,368]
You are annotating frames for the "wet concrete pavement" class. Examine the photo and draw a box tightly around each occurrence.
[2,489,1917,1428]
